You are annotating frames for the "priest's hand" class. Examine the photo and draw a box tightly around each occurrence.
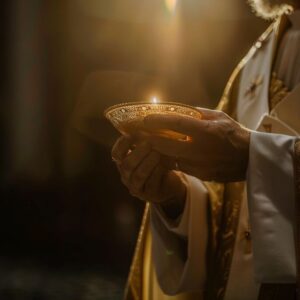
[111,136,186,218]
[140,109,251,182]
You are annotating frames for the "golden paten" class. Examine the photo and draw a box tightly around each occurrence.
[104,101,202,141]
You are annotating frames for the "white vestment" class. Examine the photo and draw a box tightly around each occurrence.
[150,11,300,300]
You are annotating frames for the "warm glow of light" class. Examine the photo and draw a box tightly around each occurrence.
[165,0,177,14]
[152,97,159,104]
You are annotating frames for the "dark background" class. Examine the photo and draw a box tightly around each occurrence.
[0,1,266,299]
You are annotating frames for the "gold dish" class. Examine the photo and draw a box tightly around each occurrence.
[104,101,202,140]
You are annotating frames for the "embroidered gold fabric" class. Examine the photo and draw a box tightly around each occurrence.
[204,182,244,300]
[269,72,289,111]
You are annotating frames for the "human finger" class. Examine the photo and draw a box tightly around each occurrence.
[143,135,191,159]
[163,157,212,180]
[144,165,165,201]
[175,160,227,182]
[116,163,142,198]
[130,151,161,191]
[111,136,133,163]
[195,107,224,120]
[120,142,152,180]
[143,114,211,137]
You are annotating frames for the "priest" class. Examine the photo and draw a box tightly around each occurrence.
[112,0,300,299]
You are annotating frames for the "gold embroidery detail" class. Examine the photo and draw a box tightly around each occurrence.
[269,72,289,111]
[205,182,244,300]
[217,23,274,117]
[245,75,263,99]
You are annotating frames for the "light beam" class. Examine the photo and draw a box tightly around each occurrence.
[165,0,178,14]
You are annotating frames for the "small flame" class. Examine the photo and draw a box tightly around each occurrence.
[152,97,159,104]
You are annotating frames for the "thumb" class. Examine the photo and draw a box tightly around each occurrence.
[195,107,225,120]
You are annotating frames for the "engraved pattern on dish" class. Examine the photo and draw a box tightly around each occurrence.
[104,101,202,133]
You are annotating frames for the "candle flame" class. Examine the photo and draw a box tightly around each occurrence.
[152,97,158,104]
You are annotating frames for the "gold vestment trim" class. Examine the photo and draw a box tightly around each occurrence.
[269,72,289,111]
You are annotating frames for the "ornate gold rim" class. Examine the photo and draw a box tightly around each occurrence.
[104,101,201,119]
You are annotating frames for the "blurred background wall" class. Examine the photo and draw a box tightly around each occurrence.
[0,0,266,299]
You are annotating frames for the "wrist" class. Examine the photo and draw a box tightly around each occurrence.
[240,128,251,179]
[229,124,251,181]
[159,179,187,220]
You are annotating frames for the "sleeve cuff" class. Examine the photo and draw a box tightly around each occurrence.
[150,174,208,294]
[247,131,297,283]
[151,172,208,238]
